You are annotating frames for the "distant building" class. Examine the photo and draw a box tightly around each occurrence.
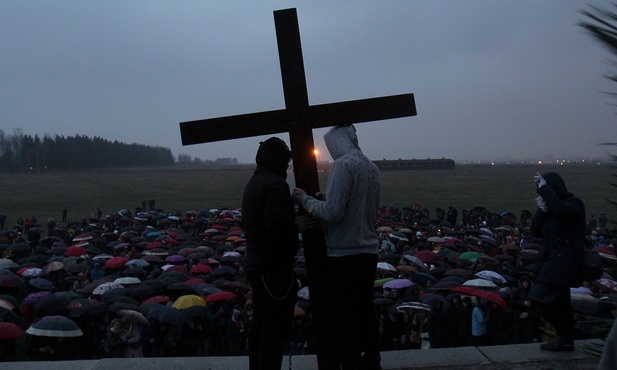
[214,158,238,165]
[372,158,455,171]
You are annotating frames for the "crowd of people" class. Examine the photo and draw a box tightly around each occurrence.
[0,199,614,362]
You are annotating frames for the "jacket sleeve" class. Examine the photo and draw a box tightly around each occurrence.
[302,162,350,222]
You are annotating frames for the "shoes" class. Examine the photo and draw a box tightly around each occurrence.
[540,336,575,352]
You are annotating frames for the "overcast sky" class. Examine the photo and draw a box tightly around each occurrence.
[2,1,617,164]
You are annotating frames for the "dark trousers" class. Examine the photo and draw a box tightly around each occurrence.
[535,285,574,339]
[319,254,381,370]
[247,270,296,370]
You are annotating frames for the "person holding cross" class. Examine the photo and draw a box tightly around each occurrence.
[242,137,315,370]
[293,124,382,370]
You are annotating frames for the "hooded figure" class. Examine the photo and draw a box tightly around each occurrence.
[241,137,299,370]
[529,171,586,352]
[292,124,381,369]
[296,124,380,256]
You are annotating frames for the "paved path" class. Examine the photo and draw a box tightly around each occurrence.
[0,339,603,370]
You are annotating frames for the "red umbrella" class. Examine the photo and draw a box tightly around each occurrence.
[0,274,24,288]
[414,250,437,264]
[190,264,213,275]
[470,290,507,310]
[64,245,86,257]
[204,291,238,303]
[0,322,26,339]
[592,245,614,256]
[143,295,171,305]
[185,278,206,286]
[451,286,477,296]
[166,265,189,274]
[105,256,128,269]
[146,241,165,250]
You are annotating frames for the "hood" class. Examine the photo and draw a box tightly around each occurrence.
[541,172,569,196]
[324,124,360,160]
[255,137,291,179]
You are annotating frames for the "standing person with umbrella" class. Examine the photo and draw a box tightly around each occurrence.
[241,137,315,370]
[529,172,586,351]
[293,124,382,370]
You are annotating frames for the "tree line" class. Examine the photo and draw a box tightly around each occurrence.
[0,129,175,172]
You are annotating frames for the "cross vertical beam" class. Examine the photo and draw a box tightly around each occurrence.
[274,8,319,194]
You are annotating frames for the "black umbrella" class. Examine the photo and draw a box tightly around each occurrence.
[28,278,56,291]
[27,315,83,337]
[211,266,236,278]
[145,305,185,324]
[34,295,69,317]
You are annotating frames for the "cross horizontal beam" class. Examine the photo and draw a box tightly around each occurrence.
[179,93,415,145]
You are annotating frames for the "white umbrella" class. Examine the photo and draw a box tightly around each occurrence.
[114,277,141,285]
[475,270,507,284]
[376,262,396,272]
[92,281,124,295]
[463,278,497,288]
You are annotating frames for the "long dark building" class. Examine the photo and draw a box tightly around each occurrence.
[372,158,455,171]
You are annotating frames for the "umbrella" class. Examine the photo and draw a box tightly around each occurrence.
[419,293,449,310]
[374,277,395,288]
[92,281,124,295]
[444,268,474,278]
[470,290,507,310]
[23,291,53,305]
[125,259,150,268]
[389,232,409,242]
[34,295,69,316]
[430,280,461,291]
[427,236,445,243]
[190,264,213,275]
[0,298,14,310]
[475,270,507,284]
[114,277,142,285]
[69,301,109,318]
[145,305,185,324]
[411,272,437,286]
[402,255,427,269]
[383,279,414,290]
[396,301,431,312]
[64,245,86,257]
[297,286,310,300]
[28,278,56,291]
[44,261,64,274]
[463,278,497,288]
[204,291,238,303]
[459,251,481,260]
[0,259,20,269]
[172,294,206,310]
[17,266,41,277]
[0,322,26,339]
[105,256,128,269]
[73,233,94,242]
[26,315,84,337]
[165,255,186,263]
[143,295,171,305]
[451,286,478,296]
[376,262,396,272]
[117,309,150,326]
[0,274,24,288]
[414,250,437,264]
[223,281,250,292]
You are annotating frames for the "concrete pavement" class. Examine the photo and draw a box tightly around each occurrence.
[0,339,603,370]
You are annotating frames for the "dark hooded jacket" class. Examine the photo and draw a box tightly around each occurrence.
[242,137,299,275]
[530,172,586,287]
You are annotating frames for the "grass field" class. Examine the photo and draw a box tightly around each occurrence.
[1,163,615,228]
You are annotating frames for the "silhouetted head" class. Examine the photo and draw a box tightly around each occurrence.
[255,137,292,178]
[541,172,569,196]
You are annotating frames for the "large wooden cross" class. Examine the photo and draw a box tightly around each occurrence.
[180,8,416,196]
[179,8,416,363]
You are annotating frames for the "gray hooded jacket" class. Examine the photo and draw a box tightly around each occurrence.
[299,125,380,257]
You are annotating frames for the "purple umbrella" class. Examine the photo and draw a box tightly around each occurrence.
[165,255,186,263]
[23,291,53,305]
[383,279,414,290]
